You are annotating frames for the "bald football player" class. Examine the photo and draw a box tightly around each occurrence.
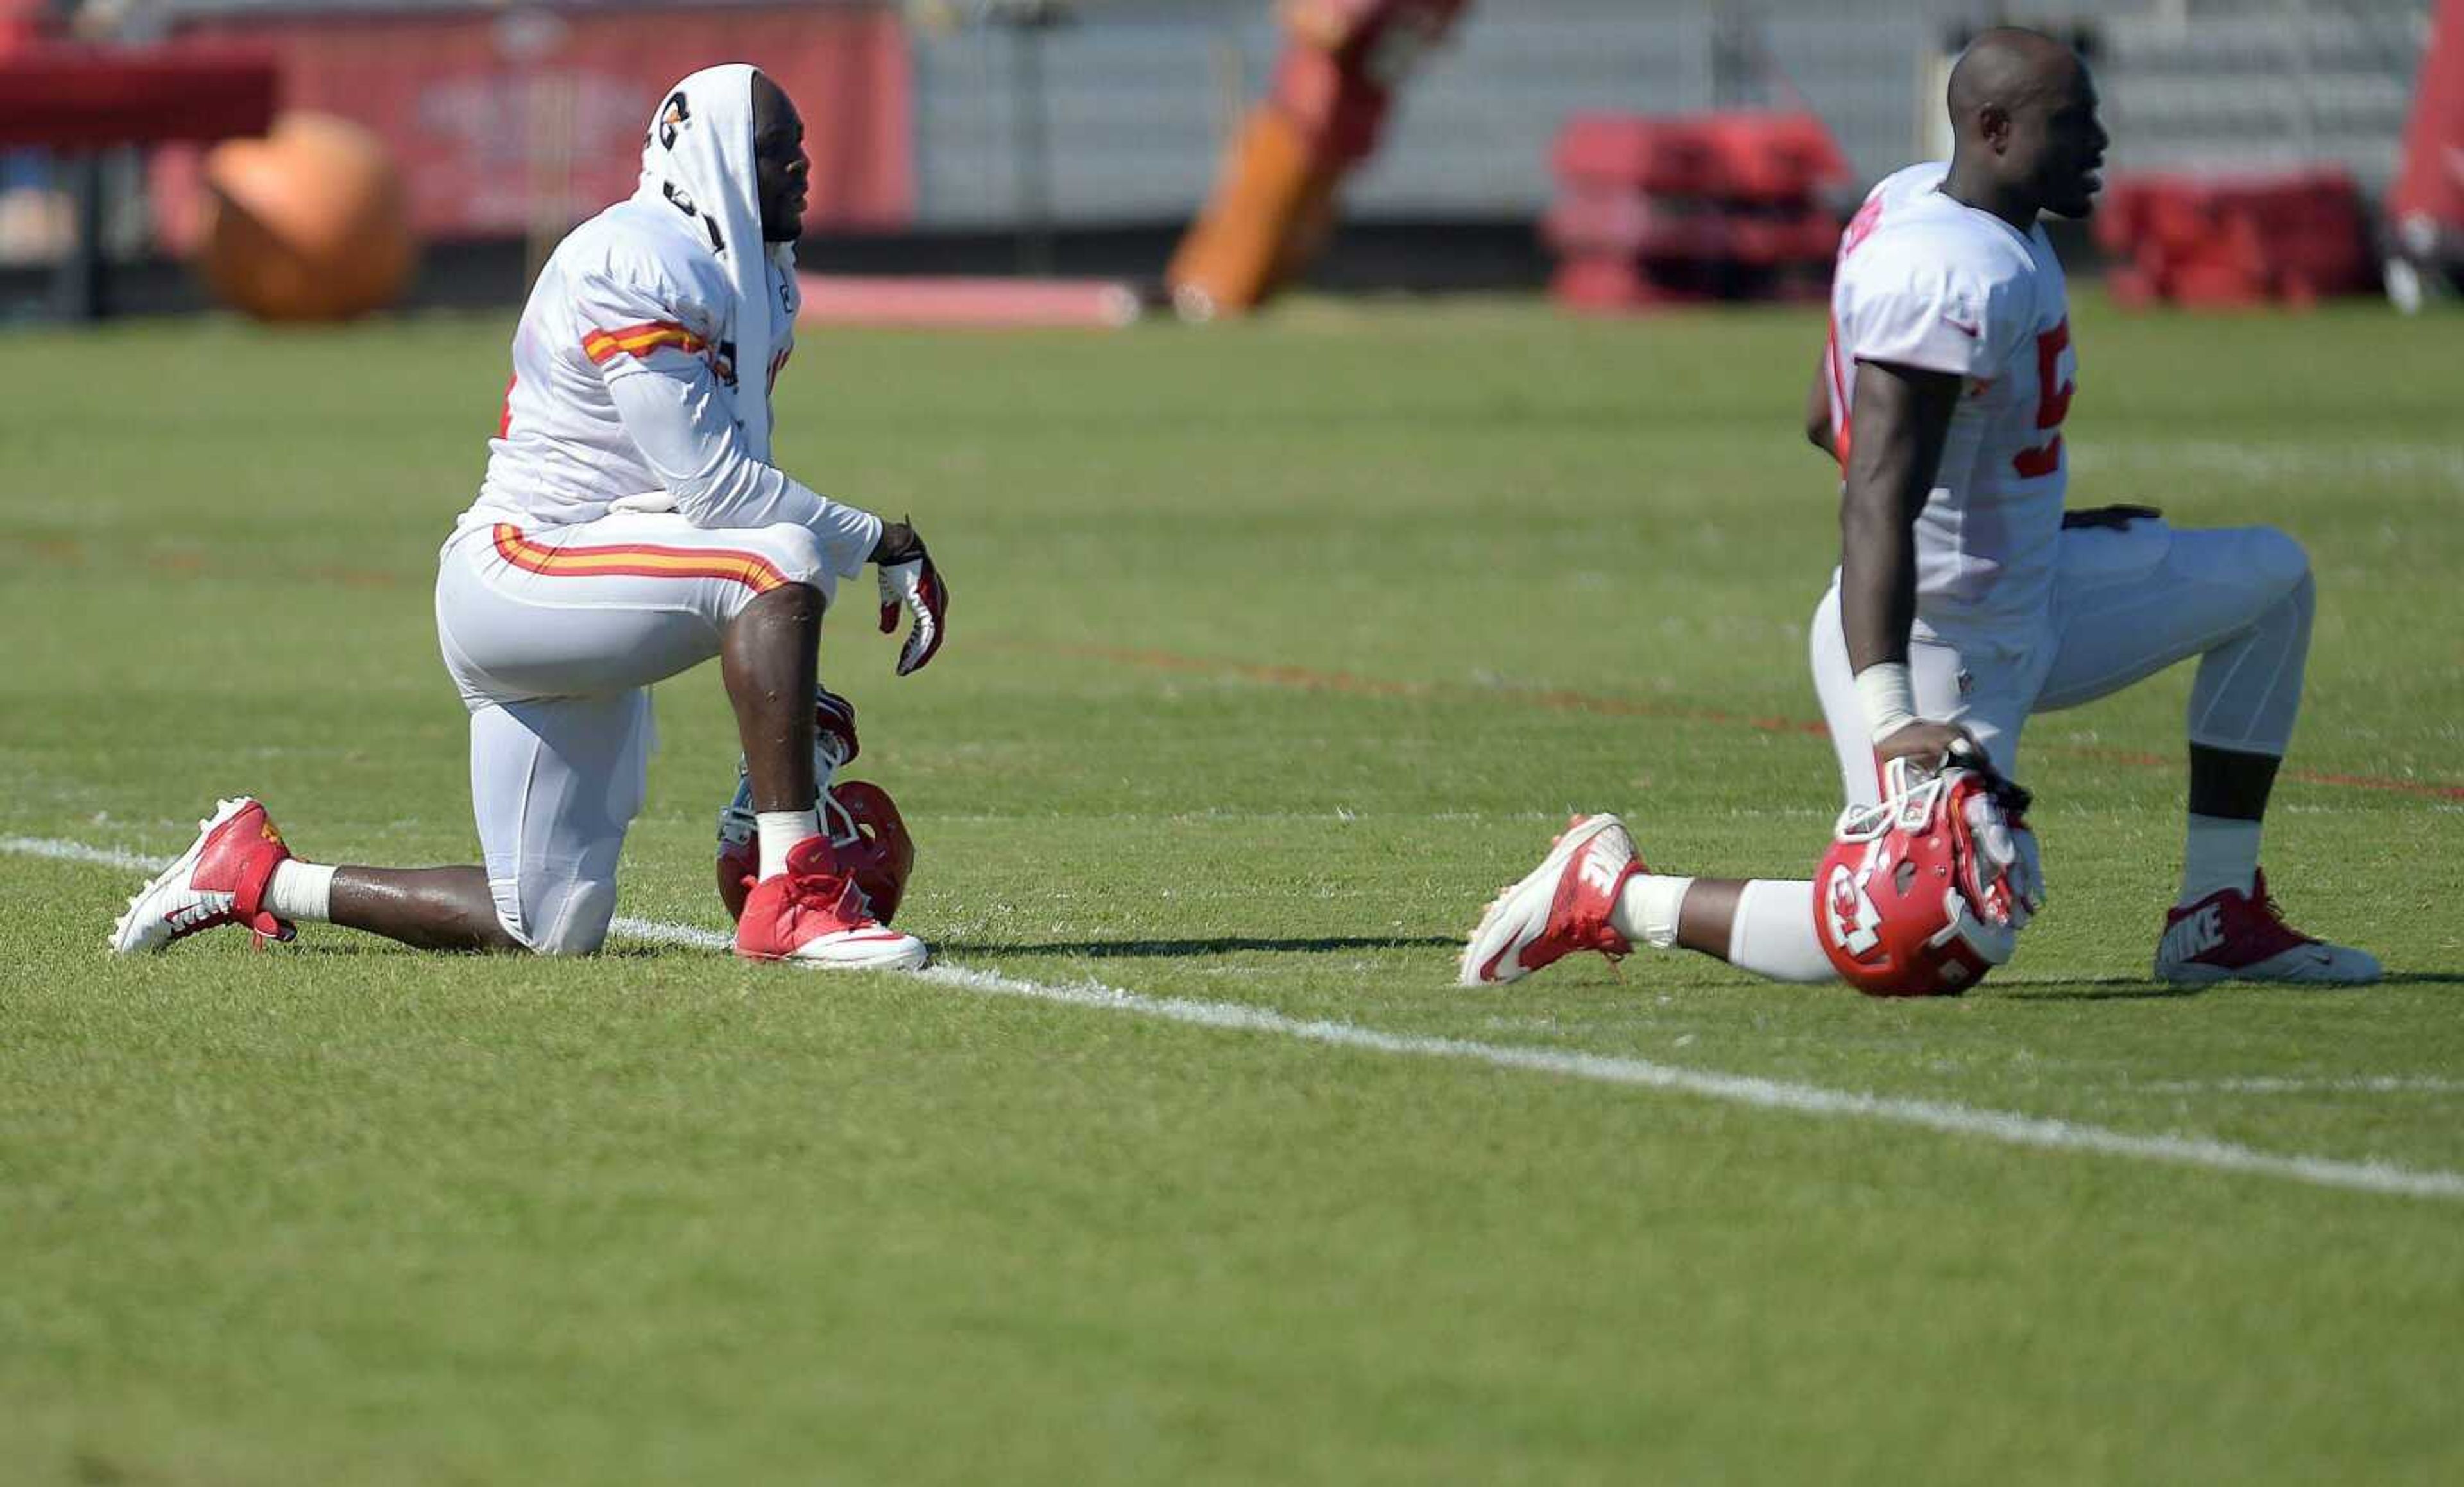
[1467,28,2375,990]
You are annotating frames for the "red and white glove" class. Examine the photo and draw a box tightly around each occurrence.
[1959,787,2044,931]
[878,555,947,676]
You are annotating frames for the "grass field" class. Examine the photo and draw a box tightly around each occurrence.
[5,294,2462,1483]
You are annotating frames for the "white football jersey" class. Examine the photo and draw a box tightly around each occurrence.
[1826,162,2077,638]
[459,195,805,535]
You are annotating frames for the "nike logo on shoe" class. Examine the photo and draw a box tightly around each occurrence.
[2159,903,2225,964]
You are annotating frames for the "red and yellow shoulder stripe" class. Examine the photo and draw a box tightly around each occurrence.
[492,524,789,595]
[581,320,710,366]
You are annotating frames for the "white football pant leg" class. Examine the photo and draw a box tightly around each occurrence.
[434,514,836,703]
[2035,522,2312,756]
[1725,879,1836,983]
[466,690,653,955]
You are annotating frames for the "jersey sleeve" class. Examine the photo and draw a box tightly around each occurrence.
[572,263,879,570]
[570,259,725,386]
[1833,241,2008,380]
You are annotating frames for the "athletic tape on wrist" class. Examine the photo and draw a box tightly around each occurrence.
[1854,662,1917,745]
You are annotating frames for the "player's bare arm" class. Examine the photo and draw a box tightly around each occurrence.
[1836,357,1969,766]
[1802,353,1836,460]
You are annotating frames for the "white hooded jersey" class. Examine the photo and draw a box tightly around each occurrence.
[1825,162,2077,638]
[458,65,877,575]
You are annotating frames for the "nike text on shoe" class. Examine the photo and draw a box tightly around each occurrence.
[1460,813,1644,987]
[734,835,928,971]
[108,797,296,953]
[2155,870,2381,985]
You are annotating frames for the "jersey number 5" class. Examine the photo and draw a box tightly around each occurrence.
[2012,319,2072,479]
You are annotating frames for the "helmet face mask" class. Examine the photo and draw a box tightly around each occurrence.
[825,780,915,924]
[1813,760,2024,997]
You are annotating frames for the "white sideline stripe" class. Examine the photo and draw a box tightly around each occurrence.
[4,836,171,874]
[18,834,2462,1203]
[2143,1076,2464,1096]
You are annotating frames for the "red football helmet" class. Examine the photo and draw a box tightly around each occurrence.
[717,779,917,926]
[1813,760,2033,998]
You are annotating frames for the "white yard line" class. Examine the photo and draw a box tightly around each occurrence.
[2074,441,2464,491]
[17,833,2463,1203]
[2139,1076,2464,1096]
[5,837,171,874]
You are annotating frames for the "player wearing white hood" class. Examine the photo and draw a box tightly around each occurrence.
[109,66,948,970]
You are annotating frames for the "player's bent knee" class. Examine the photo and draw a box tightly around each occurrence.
[527,876,619,956]
[2241,525,2311,601]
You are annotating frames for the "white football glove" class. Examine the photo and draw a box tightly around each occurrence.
[1960,792,2044,930]
[877,554,948,676]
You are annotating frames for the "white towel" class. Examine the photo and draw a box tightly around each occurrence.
[632,63,791,462]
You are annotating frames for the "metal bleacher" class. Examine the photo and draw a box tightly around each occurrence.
[905,0,2430,229]
[2094,3,2426,182]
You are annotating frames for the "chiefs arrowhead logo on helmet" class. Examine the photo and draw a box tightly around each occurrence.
[1811,763,2023,998]
[1822,857,1885,960]
[717,779,917,926]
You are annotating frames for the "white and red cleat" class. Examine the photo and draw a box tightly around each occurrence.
[108,797,296,954]
[734,835,928,971]
[2155,870,2381,985]
[1460,813,1645,987]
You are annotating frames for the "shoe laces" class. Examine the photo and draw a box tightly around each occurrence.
[164,898,239,942]
[2233,871,2320,951]
[785,865,869,922]
[159,897,292,949]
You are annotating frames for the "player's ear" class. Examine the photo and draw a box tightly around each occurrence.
[1978,102,2013,153]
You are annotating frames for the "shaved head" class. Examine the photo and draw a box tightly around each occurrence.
[1947,28,2083,126]
[1940,27,2108,224]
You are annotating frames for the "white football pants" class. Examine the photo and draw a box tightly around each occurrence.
[1810,520,2314,808]
[433,513,842,953]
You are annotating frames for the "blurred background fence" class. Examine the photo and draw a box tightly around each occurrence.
[0,0,2446,314]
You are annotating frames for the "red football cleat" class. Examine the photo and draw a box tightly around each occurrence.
[108,797,296,953]
[1459,813,1644,986]
[2155,869,2381,985]
[733,835,928,971]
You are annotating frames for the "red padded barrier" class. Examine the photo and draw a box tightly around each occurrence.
[1545,111,1850,313]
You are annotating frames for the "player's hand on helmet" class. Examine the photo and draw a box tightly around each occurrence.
[1874,719,1983,772]
[871,517,947,676]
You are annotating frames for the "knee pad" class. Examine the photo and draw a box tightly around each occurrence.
[527,875,619,956]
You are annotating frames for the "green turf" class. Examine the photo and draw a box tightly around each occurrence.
[3,294,2461,1484]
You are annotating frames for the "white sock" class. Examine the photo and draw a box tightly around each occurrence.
[2179,814,2261,905]
[756,809,821,881]
[265,860,336,922]
[1725,880,1836,984]
[1611,874,1692,949]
